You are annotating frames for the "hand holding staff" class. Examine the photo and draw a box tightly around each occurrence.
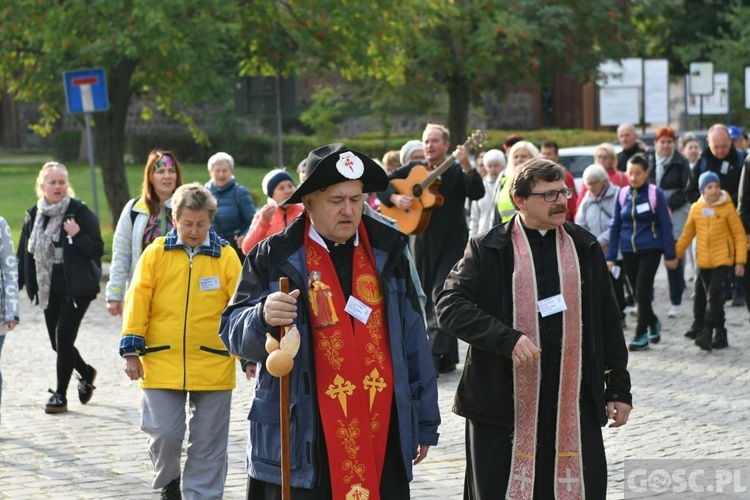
[262,277,298,500]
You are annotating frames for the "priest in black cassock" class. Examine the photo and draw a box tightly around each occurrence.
[378,123,485,374]
[436,158,632,499]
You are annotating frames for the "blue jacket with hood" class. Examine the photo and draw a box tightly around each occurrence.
[606,181,675,261]
[219,210,440,489]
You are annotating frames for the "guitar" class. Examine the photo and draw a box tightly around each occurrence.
[380,130,486,235]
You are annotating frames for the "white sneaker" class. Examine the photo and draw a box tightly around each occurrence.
[667,305,682,318]
[627,305,639,317]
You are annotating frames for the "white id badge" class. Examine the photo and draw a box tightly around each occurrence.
[199,276,220,291]
[636,202,650,214]
[345,296,373,324]
[702,208,715,217]
[538,294,567,317]
[721,162,729,175]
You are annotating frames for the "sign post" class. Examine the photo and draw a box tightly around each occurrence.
[688,61,714,129]
[63,68,109,218]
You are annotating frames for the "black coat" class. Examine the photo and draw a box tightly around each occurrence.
[617,144,647,172]
[738,155,750,232]
[686,146,746,203]
[648,150,691,211]
[18,198,103,302]
[435,217,632,427]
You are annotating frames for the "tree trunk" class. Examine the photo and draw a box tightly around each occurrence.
[94,58,138,227]
[447,78,471,148]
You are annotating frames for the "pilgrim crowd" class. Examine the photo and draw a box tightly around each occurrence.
[2,119,750,500]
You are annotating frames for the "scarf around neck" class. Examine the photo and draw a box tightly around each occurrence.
[655,151,674,186]
[28,196,71,309]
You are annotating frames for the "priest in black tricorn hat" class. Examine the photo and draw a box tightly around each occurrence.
[220,143,441,500]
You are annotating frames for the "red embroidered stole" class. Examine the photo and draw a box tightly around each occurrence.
[305,218,393,500]
[507,219,585,500]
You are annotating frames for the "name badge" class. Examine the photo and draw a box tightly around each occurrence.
[636,202,650,214]
[721,162,729,175]
[345,296,372,325]
[538,294,567,318]
[199,276,220,291]
[702,207,715,217]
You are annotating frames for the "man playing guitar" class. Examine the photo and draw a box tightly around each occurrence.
[378,123,485,374]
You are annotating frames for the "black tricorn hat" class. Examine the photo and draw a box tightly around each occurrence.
[283,143,387,205]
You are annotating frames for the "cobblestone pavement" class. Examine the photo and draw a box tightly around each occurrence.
[1,266,749,498]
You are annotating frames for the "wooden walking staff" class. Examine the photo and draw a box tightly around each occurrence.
[264,277,300,500]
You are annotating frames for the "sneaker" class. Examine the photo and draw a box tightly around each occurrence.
[648,320,661,344]
[731,296,745,307]
[667,305,682,318]
[629,333,649,351]
[161,476,181,500]
[627,305,639,317]
[44,389,68,414]
[77,366,97,405]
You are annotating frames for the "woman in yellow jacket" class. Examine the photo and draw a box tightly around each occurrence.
[119,183,241,499]
[672,172,746,352]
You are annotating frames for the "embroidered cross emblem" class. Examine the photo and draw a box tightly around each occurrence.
[344,158,355,172]
[362,368,386,411]
[326,374,356,417]
[558,467,580,492]
[513,466,533,491]
[345,483,370,500]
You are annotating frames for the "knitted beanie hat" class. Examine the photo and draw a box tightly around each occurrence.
[698,171,720,193]
[262,169,295,198]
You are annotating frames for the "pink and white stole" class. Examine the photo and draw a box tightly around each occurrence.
[506,218,585,500]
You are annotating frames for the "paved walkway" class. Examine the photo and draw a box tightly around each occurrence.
[1,266,749,498]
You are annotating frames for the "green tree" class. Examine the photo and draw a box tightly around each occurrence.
[631,0,734,74]
[238,0,633,146]
[237,0,411,86]
[235,0,421,141]
[0,1,240,224]
[399,0,635,143]
[632,0,750,123]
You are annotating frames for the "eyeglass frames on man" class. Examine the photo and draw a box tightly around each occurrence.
[527,188,574,202]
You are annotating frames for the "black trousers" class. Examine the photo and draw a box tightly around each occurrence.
[699,266,731,330]
[246,405,409,500]
[463,395,607,500]
[742,250,750,314]
[622,250,662,335]
[44,290,93,397]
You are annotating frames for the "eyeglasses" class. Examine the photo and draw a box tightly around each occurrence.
[527,188,574,202]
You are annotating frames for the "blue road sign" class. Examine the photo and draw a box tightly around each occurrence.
[63,68,109,114]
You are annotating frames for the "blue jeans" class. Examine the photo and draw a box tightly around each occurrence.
[667,257,686,306]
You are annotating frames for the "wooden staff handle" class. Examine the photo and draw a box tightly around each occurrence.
[279,277,291,500]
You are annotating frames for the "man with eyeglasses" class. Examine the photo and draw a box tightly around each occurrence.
[436,158,632,499]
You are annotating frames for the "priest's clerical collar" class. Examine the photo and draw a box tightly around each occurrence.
[518,217,552,238]
[307,224,359,252]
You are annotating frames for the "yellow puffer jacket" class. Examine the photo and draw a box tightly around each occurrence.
[121,231,242,390]
[675,191,747,269]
